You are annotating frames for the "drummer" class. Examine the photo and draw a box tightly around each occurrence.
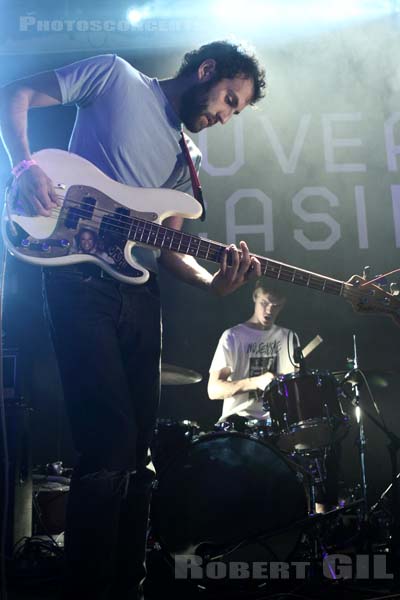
[207,279,298,428]
[208,279,341,513]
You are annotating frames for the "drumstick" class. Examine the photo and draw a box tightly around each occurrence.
[302,335,323,359]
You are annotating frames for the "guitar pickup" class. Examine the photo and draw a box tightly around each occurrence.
[20,238,70,251]
[64,192,96,228]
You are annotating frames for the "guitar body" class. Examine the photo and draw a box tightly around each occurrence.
[2,149,202,284]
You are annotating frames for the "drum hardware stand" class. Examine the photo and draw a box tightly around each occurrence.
[342,338,400,581]
[344,335,368,514]
[360,402,400,583]
[299,451,324,517]
[305,499,366,567]
[306,453,329,517]
[337,335,375,562]
[309,479,317,517]
[292,335,319,512]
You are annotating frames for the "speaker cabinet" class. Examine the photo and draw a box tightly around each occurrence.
[0,401,32,556]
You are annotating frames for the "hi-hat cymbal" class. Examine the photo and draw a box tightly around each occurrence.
[161,363,202,386]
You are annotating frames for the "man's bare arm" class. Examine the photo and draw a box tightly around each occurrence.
[208,367,274,400]
[0,70,62,215]
[159,215,261,296]
[158,215,214,289]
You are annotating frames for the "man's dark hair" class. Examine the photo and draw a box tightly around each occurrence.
[177,40,266,104]
[253,279,286,301]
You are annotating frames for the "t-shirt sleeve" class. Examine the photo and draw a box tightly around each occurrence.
[54,54,118,107]
[209,330,234,373]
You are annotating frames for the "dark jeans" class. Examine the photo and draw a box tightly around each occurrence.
[43,266,161,599]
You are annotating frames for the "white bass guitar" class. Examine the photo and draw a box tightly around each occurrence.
[3,149,400,324]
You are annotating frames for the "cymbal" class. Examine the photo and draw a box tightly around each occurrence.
[333,369,396,388]
[161,363,202,386]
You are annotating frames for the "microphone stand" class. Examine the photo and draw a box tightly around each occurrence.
[293,335,307,375]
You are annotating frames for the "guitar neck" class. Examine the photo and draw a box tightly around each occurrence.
[128,217,345,296]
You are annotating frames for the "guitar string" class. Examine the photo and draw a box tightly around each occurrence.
[16,197,345,287]
[30,198,368,288]
[360,267,400,286]
[12,196,390,304]
[10,196,394,306]
[25,197,344,286]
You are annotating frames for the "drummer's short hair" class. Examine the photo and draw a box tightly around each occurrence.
[253,279,286,301]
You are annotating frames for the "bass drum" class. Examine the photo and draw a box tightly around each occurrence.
[151,431,309,574]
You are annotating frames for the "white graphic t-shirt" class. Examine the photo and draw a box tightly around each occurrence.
[209,323,297,421]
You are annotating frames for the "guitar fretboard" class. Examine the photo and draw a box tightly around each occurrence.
[127,217,344,296]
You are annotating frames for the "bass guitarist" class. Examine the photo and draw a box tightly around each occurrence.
[0,42,266,599]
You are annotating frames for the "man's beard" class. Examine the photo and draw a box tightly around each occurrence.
[179,79,216,133]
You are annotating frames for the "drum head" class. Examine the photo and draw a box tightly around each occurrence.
[151,432,308,564]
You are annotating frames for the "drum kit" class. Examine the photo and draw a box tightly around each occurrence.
[30,359,400,591]
[149,353,400,588]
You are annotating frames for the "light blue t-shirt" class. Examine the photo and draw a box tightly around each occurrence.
[54,53,201,272]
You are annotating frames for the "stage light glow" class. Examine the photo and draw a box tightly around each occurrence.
[211,0,391,25]
[126,6,150,25]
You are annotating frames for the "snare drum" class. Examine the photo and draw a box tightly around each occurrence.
[263,370,347,452]
[244,418,273,440]
[215,416,273,440]
[151,431,309,587]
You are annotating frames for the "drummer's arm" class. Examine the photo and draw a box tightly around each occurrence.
[208,368,275,400]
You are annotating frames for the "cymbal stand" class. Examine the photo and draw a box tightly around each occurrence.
[345,339,400,580]
[361,395,400,582]
[351,334,368,514]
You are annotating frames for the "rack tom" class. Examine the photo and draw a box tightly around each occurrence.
[263,370,347,452]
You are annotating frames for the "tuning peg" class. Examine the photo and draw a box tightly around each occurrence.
[362,265,370,279]
[375,275,388,289]
[390,282,400,296]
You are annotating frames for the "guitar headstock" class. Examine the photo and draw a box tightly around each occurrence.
[344,274,400,326]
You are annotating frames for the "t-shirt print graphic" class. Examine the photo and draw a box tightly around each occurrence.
[249,355,278,402]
